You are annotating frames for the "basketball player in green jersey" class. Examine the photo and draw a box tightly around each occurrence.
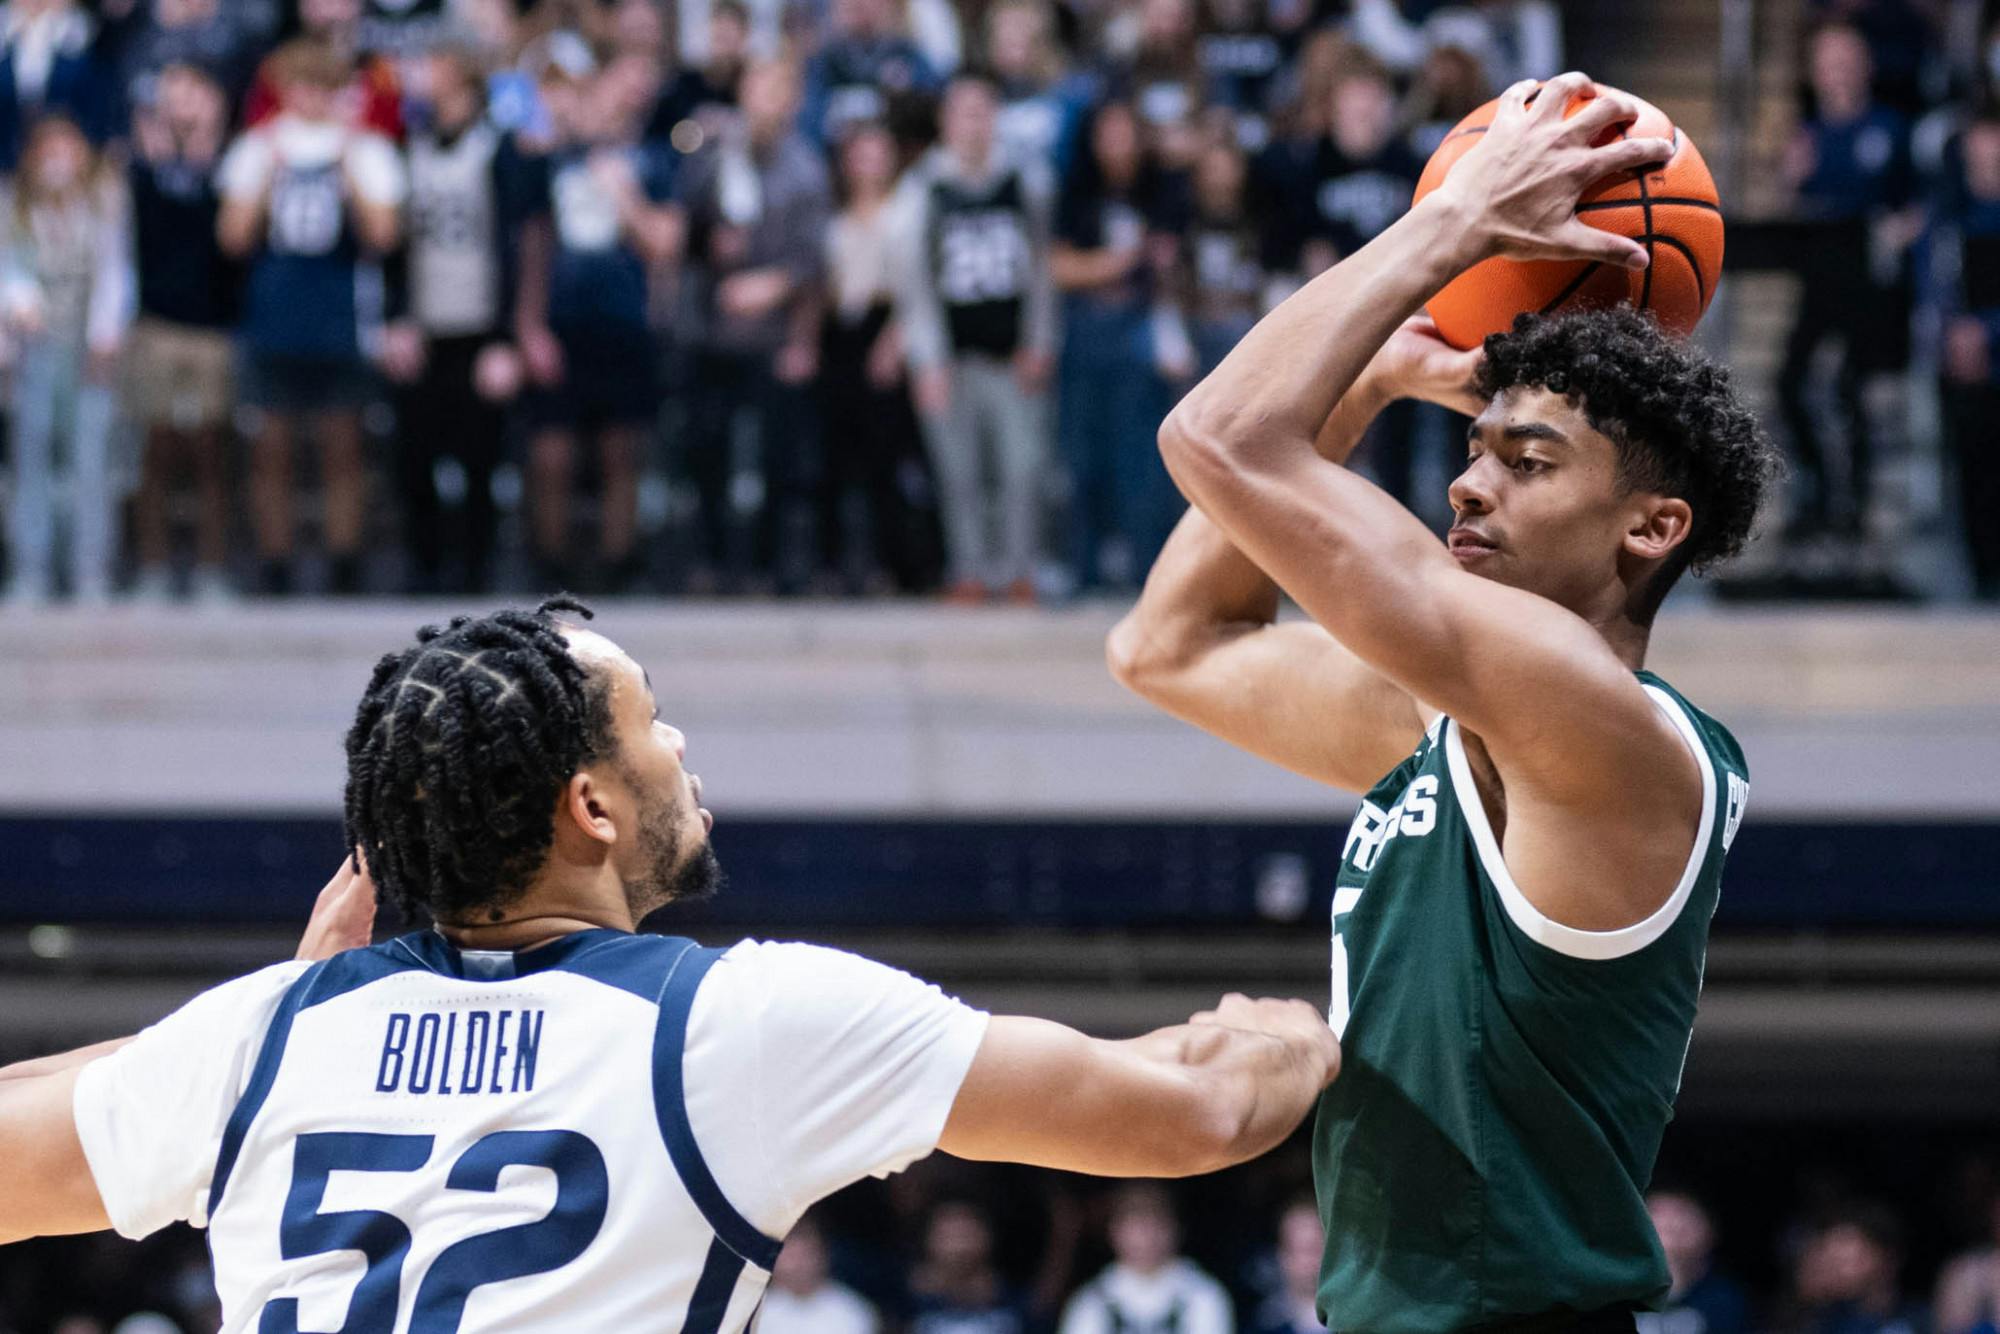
[1109,74,1781,1333]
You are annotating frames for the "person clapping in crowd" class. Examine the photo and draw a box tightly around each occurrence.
[217,38,402,595]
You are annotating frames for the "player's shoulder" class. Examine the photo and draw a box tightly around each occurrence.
[701,938,982,1030]
[1638,671,1747,782]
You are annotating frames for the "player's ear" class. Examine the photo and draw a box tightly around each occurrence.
[1625,495,1693,563]
[559,769,619,847]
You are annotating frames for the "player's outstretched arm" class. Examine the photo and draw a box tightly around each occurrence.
[0,859,376,1245]
[937,995,1338,1178]
[1109,320,1484,793]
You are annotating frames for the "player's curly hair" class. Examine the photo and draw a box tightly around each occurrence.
[343,597,616,925]
[1476,308,1782,620]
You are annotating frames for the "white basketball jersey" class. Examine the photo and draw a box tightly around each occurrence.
[73,930,988,1334]
[407,122,503,335]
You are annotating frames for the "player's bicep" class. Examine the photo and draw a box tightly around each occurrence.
[1188,452,1656,790]
[1131,619,1428,794]
[937,1017,1222,1178]
[0,1065,111,1244]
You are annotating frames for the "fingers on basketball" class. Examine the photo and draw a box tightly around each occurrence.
[1413,85,1724,350]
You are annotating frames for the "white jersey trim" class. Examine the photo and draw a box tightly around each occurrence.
[1443,683,1716,961]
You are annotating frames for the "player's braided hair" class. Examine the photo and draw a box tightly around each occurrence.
[1476,308,1783,620]
[343,597,616,924]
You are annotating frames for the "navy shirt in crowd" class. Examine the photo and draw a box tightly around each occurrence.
[1797,106,1914,221]
[130,157,238,329]
[540,142,675,332]
[1297,134,1423,261]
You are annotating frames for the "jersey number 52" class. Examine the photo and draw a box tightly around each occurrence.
[260,1128,607,1334]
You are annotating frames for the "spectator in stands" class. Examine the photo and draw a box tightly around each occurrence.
[127,63,238,605]
[822,120,939,594]
[1639,1191,1751,1334]
[1252,1198,1327,1334]
[1052,95,1185,591]
[1195,0,1287,146]
[1293,50,1418,278]
[1060,1183,1234,1334]
[115,0,260,112]
[1292,48,1426,509]
[1790,1205,1927,1334]
[386,48,528,595]
[671,57,833,594]
[1807,0,1938,115]
[760,1214,882,1334]
[1179,127,1270,376]
[1119,0,1207,168]
[1937,105,2000,602]
[0,114,132,607]
[649,0,748,151]
[1420,0,1563,91]
[1779,21,1918,542]
[1934,1191,2000,1334]
[804,0,942,147]
[515,57,677,592]
[909,1199,1034,1334]
[985,0,1078,170]
[898,68,1057,603]
[218,38,404,595]
[1402,42,1489,158]
[242,0,401,141]
[0,0,113,172]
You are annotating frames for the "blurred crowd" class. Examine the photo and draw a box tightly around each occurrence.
[10,1145,2000,1334]
[0,0,1560,603]
[0,0,1997,604]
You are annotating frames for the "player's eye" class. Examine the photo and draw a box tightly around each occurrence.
[1515,457,1547,475]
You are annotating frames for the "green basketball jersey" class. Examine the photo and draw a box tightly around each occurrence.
[1313,672,1749,1334]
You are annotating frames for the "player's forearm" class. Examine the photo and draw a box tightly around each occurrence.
[1151,1020,1335,1172]
[1167,192,1479,466]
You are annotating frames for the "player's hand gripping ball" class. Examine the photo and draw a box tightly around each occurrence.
[1412,82,1723,349]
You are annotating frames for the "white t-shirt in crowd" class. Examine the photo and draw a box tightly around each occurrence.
[758,1280,881,1334]
[217,113,407,207]
[71,931,988,1334]
[1058,1260,1237,1334]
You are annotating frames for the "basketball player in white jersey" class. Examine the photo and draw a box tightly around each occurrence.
[0,598,1338,1334]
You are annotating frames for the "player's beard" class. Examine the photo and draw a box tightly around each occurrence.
[629,783,725,916]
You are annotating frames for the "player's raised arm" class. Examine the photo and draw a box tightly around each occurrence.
[1154,73,1714,930]
[1108,319,1484,794]
[938,995,1339,1178]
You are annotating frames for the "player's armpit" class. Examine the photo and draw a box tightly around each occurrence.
[936,1005,1337,1179]
[0,1065,112,1244]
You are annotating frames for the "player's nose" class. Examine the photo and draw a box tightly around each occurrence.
[1448,462,1496,516]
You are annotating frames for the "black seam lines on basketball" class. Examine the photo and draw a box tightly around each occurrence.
[1637,232,1706,305]
[1446,126,1489,141]
[1538,261,1603,315]
[1627,125,1656,311]
[1575,196,1718,213]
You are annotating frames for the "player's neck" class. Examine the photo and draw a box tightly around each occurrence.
[434,883,640,951]
[1596,611,1651,674]
[432,913,631,953]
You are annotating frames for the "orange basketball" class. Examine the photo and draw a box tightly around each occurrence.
[1410,85,1723,350]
